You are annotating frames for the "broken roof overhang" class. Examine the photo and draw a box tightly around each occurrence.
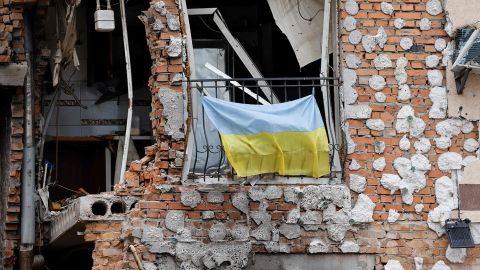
[267,0,331,68]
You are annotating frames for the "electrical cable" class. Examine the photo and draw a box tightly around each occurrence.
[199,16,222,34]
[297,0,322,22]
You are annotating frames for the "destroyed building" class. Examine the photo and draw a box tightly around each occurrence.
[2,0,480,269]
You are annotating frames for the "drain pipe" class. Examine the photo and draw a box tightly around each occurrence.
[20,11,36,270]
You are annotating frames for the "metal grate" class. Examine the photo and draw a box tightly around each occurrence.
[454,28,480,66]
[445,219,475,248]
[187,77,340,181]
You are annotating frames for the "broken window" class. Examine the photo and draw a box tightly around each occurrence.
[183,0,342,183]
[40,0,152,216]
[451,28,480,94]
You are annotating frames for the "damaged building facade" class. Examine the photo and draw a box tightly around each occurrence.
[2,0,480,269]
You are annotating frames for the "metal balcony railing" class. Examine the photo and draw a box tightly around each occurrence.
[188,77,340,181]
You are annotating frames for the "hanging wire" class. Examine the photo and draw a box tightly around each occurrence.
[199,16,222,34]
[297,0,322,22]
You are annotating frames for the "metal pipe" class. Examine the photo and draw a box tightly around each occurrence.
[118,0,134,185]
[20,11,35,270]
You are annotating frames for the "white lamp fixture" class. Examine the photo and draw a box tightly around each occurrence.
[94,0,115,32]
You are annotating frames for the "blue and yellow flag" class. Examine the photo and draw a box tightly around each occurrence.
[202,95,330,178]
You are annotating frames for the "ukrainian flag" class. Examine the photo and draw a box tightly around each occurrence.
[202,95,330,178]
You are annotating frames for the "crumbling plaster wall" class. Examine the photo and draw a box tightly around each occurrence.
[444,0,480,120]
[83,0,480,270]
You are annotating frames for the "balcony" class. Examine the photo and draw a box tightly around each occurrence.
[186,77,341,185]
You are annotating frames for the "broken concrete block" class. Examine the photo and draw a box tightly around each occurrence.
[435,38,447,52]
[232,192,249,214]
[279,224,301,240]
[427,70,443,87]
[181,190,201,208]
[345,0,359,15]
[166,13,180,31]
[345,54,361,69]
[397,84,411,101]
[345,105,372,119]
[166,37,182,58]
[165,210,185,233]
[373,54,392,70]
[349,159,361,171]
[209,223,227,241]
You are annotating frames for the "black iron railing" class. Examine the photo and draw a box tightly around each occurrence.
[187,77,340,181]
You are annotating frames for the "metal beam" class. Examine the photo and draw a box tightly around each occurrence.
[319,0,341,173]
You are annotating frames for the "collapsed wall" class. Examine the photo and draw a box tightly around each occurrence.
[83,0,480,269]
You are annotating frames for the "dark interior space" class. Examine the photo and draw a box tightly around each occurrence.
[186,0,324,78]
[0,89,12,266]
[44,141,107,201]
[42,242,94,270]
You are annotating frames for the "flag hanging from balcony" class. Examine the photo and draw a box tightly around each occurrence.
[202,95,330,178]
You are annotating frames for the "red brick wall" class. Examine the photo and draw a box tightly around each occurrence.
[83,0,480,270]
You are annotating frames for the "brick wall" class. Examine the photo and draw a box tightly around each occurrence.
[83,0,480,270]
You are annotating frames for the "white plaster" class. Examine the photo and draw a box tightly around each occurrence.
[420,18,432,31]
[373,54,392,70]
[429,86,447,119]
[380,174,402,194]
[349,174,367,193]
[345,54,361,69]
[438,152,463,171]
[414,138,431,154]
[373,157,386,171]
[387,209,400,223]
[394,18,405,29]
[375,140,385,154]
[414,257,423,270]
[395,106,426,138]
[369,75,386,91]
[339,241,360,253]
[343,68,358,86]
[415,204,424,214]
[361,35,376,52]
[436,119,463,138]
[381,2,394,15]
[343,16,357,32]
[394,157,413,179]
[286,208,300,224]
[397,84,411,101]
[400,37,413,50]
[426,0,443,16]
[308,239,329,253]
[462,156,478,167]
[464,138,479,153]
[349,159,361,171]
[442,42,454,66]
[431,261,451,270]
[396,57,408,68]
[428,70,443,87]
[462,121,474,134]
[350,194,375,223]
[377,26,388,48]
[446,245,466,263]
[361,27,387,52]
[435,137,451,149]
[411,154,431,171]
[344,123,356,154]
[366,119,385,131]
[425,55,440,68]
[445,20,454,37]
[345,0,359,15]
[349,30,363,45]
[395,67,408,85]
[375,92,386,102]
[385,260,404,270]
[435,38,447,52]
[399,135,411,151]
[345,105,373,119]
[343,85,358,105]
